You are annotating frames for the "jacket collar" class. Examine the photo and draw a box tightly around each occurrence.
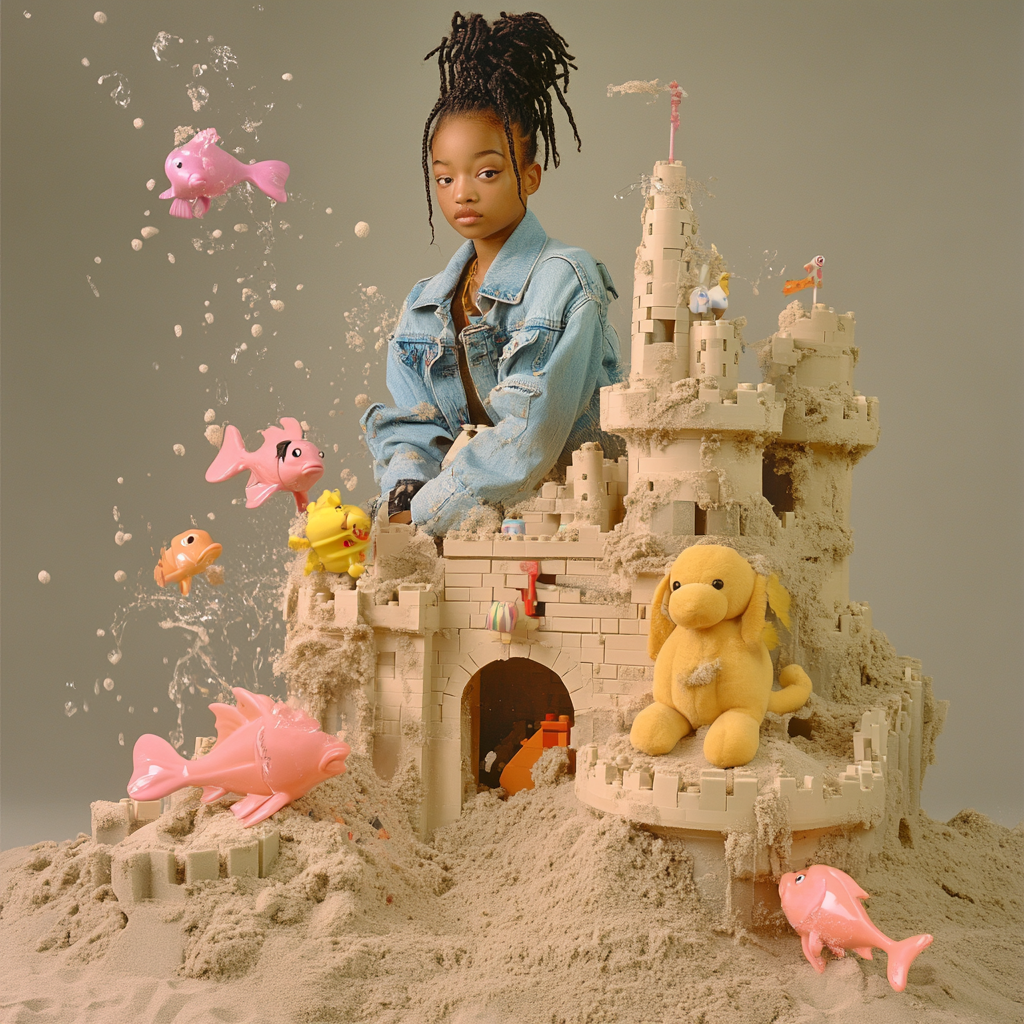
[411,209,548,310]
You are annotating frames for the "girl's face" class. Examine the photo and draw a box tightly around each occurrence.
[431,115,542,249]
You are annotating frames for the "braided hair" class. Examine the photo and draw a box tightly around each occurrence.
[421,11,581,237]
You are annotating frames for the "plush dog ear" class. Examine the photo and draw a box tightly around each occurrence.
[766,573,792,630]
[740,573,768,646]
[647,573,675,660]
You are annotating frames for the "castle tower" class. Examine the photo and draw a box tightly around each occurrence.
[606,159,783,537]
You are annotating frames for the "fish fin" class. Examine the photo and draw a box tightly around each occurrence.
[294,491,309,513]
[247,160,290,204]
[159,188,174,199]
[232,687,277,721]
[179,576,191,596]
[886,934,933,992]
[801,932,827,973]
[205,425,249,483]
[193,128,220,144]
[230,792,269,819]
[209,702,247,743]
[127,734,188,801]
[245,480,280,508]
[853,946,874,959]
[238,791,291,827]
[194,196,211,219]
[154,555,167,587]
[200,786,228,804]
[168,197,194,219]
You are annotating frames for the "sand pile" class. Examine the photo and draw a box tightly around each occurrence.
[1,755,1020,1023]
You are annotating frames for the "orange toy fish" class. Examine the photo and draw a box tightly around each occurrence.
[153,529,223,596]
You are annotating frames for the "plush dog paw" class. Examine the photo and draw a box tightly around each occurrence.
[630,701,692,755]
[703,709,761,767]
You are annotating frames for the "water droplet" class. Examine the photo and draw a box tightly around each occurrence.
[114,570,127,583]
[354,221,370,238]
[38,570,51,584]
[65,702,78,717]
[97,71,130,107]
[103,678,115,691]
[133,117,144,129]
[93,11,107,24]
[187,84,209,112]
[94,680,101,695]
[86,275,100,298]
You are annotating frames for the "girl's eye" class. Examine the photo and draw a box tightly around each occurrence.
[435,176,452,187]
[478,169,499,179]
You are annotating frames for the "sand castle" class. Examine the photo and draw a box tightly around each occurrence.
[238,155,947,929]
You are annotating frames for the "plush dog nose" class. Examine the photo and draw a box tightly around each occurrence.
[669,583,729,628]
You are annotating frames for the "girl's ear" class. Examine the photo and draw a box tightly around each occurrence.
[523,161,542,196]
[647,574,675,660]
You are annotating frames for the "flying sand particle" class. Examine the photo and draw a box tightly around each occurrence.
[233,223,248,233]
[167,253,175,263]
[82,58,91,66]
[140,226,158,238]
[117,477,123,484]
[114,570,127,582]
[296,283,304,291]
[281,73,293,81]
[38,570,51,584]
[207,512,215,520]
[118,732,124,746]
[103,678,114,691]
[205,424,224,447]
[325,208,333,215]
[174,324,182,336]
[199,364,209,373]
[294,360,304,369]
[131,238,142,251]
[146,178,156,190]
[270,299,284,311]
[94,256,102,263]
[251,324,263,338]
[355,394,369,408]
[133,117,144,129]
[354,221,370,238]
[204,408,216,422]
[204,312,214,323]
[172,444,185,456]
[94,11,107,24]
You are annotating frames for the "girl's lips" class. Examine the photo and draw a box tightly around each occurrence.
[455,211,482,223]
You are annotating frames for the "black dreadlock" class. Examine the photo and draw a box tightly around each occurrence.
[421,11,581,239]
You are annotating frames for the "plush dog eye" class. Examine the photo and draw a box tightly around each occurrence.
[671,581,681,591]
[712,579,724,589]
[795,873,805,883]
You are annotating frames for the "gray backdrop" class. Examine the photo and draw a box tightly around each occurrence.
[2,0,1021,849]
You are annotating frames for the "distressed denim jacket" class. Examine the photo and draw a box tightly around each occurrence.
[360,209,624,536]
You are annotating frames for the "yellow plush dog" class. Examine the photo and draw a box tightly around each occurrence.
[630,545,812,767]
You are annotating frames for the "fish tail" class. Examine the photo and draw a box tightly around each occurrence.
[168,197,194,219]
[886,933,933,992]
[247,160,290,204]
[194,196,211,218]
[127,734,188,801]
[205,424,249,483]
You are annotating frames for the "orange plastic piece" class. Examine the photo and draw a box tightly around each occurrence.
[499,714,571,795]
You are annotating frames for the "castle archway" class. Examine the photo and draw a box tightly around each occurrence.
[461,657,574,792]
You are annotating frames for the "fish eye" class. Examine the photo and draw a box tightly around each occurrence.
[175,161,183,168]
[291,447,302,458]
[671,581,680,591]
[318,451,324,458]
[795,874,805,883]
[185,535,196,544]
[712,579,724,590]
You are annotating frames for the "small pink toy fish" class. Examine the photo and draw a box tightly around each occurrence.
[128,687,350,827]
[206,417,324,512]
[779,865,933,992]
[159,128,289,219]
[153,528,223,596]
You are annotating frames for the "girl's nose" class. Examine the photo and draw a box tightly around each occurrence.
[455,177,478,204]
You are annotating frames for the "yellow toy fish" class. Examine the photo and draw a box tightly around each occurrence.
[288,490,371,578]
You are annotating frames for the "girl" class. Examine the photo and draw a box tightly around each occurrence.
[361,11,623,536]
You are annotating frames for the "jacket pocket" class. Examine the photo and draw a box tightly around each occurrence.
[499,326,556,371]
[394,335,437,373]
[490,376,541,422]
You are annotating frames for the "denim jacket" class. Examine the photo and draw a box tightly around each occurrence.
[360,209,624,536]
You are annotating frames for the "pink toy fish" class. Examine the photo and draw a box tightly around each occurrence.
[206,417,324,512]
[128,687,350,827]
[779,865,933,992]
[159,128,289,219]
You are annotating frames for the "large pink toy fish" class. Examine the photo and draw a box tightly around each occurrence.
[779,865,933,992]
[206,417,324,512]
[128,687,350,827]
[159,128,289,219]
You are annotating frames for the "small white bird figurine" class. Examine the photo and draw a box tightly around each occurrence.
[708,272,730,320]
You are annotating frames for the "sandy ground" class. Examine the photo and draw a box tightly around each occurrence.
[1,760,1021,1024]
